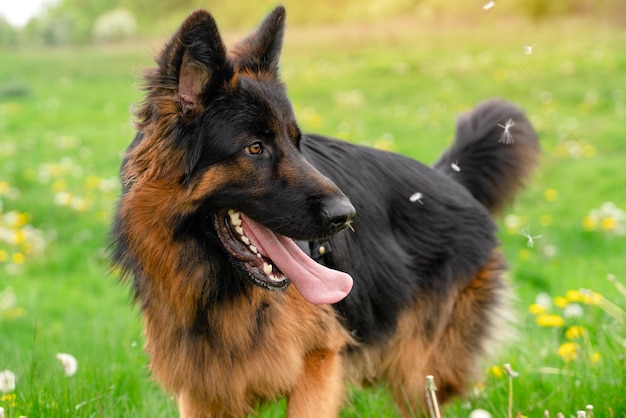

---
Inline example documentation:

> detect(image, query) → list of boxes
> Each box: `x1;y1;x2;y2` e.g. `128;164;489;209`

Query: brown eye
246;142;263;155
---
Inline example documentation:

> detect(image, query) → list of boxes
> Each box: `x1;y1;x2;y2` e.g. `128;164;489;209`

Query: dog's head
117;7;355;304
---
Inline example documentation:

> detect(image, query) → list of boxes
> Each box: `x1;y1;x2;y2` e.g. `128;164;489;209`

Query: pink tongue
240;214;353;305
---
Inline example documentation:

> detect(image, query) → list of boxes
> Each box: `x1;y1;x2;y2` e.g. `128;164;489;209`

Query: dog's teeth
228;210;242;226
241;236;250;245
263;263;273;275
235;226;244;236
249;245;258;254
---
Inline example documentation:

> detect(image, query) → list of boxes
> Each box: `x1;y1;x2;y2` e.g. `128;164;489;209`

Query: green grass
1;14;625;417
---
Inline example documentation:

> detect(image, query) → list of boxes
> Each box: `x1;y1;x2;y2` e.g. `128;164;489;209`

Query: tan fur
343;252;508;416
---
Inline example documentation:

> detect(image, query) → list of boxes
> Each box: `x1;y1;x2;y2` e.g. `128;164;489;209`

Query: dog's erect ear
230;6;286;77
157;10;233;114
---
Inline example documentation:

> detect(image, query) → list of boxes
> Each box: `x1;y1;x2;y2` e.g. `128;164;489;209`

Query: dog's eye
246;142;264;155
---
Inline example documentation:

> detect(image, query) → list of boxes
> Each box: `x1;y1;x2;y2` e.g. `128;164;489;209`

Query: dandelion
535;292;552;309
489;365;504;378
451;161;460;172
56;353;78;377
0;393;16;408
409;192;424;204
518;225;542;247
483;1;495;10
543;189;558;202
536;313;565;327
566;289;583;302
424;375;442;418
590;352;601;363
0;370;15;393
563;303;584;319
469;409;493;418
554;296;568;308
557;342;579;362
565;325;586;339
503;364;518;418
529;303;546;315
497;118;515;144
583;216;598;231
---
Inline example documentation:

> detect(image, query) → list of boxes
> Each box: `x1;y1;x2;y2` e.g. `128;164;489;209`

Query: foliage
92;8;137;43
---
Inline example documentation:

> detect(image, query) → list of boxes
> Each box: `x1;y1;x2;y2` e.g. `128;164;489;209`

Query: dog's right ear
156;10;233;115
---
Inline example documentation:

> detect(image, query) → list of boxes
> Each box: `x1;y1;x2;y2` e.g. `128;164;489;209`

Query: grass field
1;12;625;417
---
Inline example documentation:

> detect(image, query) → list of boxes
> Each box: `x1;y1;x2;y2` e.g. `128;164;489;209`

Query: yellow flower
558;342;579;362
85;175;101;189
0;181;10;195
566;289;582;302
536;313;564;327
489;365;504;379
582;215;597;230
528;303;546;315
540;214;553;226
565;325;585;339
0;250;7;262
581;291;602;305
12;252;25;265
0;392;17;407
554;296;569;308
544;189;558;202
591;352;602;363
51;179;67;193
600;217;617;231
582;144;596;158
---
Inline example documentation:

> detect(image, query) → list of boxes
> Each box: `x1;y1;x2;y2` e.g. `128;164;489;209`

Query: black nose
321;196;356;232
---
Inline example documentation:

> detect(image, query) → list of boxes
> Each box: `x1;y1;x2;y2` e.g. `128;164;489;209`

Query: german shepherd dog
111;6;539;417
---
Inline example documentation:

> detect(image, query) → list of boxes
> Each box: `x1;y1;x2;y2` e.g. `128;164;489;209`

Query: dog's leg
387;254;508;416
286;348;345;418
178;391;205;418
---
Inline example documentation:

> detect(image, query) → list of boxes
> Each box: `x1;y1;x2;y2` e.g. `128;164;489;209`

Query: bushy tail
433;98;540;214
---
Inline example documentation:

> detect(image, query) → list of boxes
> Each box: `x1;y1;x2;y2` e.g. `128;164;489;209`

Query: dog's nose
321;196;356;231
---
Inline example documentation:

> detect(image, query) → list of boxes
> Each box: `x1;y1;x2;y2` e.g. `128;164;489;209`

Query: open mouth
214;208;354;305
215;209;290;291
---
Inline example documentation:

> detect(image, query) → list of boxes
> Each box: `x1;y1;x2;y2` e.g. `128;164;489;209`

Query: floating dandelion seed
522;44;536;55
56;353;78;377
483;1;495;10
498;118;516;144
409;192;424;204
518;225;542;247
451;161;460;172
0;370;15;393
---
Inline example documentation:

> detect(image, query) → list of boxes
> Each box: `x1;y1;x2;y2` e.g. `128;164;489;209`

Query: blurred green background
1;1;625;417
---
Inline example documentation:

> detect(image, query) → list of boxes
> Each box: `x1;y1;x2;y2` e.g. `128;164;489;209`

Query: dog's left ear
230;6;286;77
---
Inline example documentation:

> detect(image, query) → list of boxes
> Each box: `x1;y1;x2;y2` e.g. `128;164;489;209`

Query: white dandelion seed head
56;353;78;377
0;370;16;393
503;363;519;378
469;409;493;418
0;406;4;418
483;1;495;10
535;292;553;309
409;192;424;204
563;303;584;319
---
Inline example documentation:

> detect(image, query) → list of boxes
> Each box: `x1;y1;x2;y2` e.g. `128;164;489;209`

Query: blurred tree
0;15;19;47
